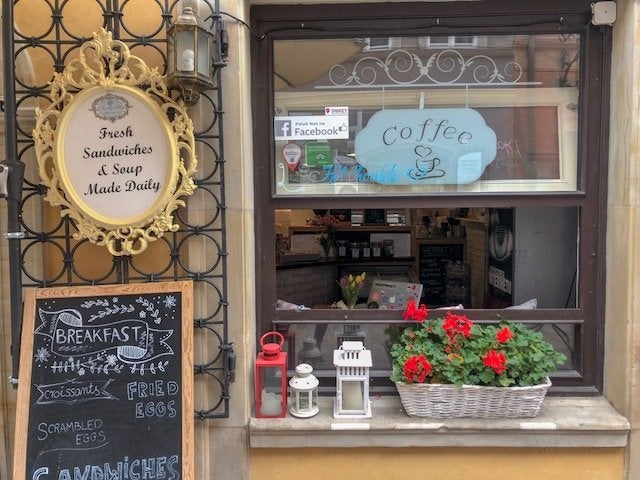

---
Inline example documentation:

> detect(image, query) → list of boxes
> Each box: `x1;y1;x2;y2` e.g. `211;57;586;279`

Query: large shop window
252;2;609;394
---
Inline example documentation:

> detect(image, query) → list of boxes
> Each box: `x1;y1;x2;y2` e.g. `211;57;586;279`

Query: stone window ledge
250;397;629;448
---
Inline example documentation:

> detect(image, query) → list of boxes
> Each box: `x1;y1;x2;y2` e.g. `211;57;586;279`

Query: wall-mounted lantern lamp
333;341;372;418
166;5;217;105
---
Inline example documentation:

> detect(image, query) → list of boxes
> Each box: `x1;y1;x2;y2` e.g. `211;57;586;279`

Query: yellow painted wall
251;447;624;480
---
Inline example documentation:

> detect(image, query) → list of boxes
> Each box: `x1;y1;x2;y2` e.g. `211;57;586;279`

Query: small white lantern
288;363;320;418
333;341;372;418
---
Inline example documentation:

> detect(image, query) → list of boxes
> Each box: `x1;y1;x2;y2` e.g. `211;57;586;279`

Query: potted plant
388;300;567;418
307;213;339;259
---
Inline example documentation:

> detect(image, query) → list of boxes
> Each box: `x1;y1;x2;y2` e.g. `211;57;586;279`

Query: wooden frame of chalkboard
13;281;194;480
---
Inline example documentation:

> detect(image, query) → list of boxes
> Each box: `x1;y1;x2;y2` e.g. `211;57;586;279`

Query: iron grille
2;0;232;418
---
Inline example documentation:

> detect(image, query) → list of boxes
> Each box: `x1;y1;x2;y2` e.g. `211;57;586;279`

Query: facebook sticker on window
274;115;349;141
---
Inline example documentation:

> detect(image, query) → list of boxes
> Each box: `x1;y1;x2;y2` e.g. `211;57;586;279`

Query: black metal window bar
1;0;233;418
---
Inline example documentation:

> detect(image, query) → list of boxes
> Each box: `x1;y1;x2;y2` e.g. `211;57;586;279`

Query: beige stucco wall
200;0;255;478
605;0;640;477
0;0;639;479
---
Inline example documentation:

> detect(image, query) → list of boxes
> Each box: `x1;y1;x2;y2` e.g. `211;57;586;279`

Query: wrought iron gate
1;0;233;418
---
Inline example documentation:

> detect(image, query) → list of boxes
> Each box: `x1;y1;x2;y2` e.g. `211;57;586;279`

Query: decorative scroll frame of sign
33;28;197;256
13;281;194;480
273;87;577;196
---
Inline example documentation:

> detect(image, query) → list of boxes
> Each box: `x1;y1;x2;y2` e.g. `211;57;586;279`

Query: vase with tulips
337;272;366;309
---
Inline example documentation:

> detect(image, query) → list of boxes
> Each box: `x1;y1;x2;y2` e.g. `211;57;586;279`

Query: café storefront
0;0;639;479
249;2;634;478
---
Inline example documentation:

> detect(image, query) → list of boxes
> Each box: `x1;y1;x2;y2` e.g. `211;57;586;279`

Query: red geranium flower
442;312;473;341
483;349;507;375
403;354;432;383
496;326;513;343
402;299;428;322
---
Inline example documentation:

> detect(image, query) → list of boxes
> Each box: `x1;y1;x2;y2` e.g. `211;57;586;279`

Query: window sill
249;396;629;448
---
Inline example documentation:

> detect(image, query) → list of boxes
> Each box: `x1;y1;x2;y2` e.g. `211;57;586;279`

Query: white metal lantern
288;363;320;418
166;4;216;105
333;341;372;418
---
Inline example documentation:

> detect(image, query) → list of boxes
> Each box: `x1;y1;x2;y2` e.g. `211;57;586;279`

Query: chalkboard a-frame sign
13;282;193;480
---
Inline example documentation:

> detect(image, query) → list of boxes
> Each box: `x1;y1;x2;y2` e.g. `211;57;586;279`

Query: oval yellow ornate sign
55;85;178;228
33;29;197;256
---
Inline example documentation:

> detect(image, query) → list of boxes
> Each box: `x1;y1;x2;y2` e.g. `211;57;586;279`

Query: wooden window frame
251;0;611;394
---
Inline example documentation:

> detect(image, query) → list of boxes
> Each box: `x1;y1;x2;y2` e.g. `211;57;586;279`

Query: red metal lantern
255;331;288;418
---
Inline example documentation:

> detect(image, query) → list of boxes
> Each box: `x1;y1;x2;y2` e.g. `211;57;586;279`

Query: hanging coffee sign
355;108;497;185
33;28;197;256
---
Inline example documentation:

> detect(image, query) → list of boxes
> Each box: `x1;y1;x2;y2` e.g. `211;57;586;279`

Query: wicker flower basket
395;377;551;418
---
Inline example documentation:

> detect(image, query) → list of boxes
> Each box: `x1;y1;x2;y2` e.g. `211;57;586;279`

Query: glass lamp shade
288;363;319;418
255;332;288;418
166;6;216;105
333;341;372;418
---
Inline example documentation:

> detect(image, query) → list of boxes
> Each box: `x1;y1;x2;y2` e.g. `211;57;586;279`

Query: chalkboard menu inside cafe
13;282;193;480
418;241;465;306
